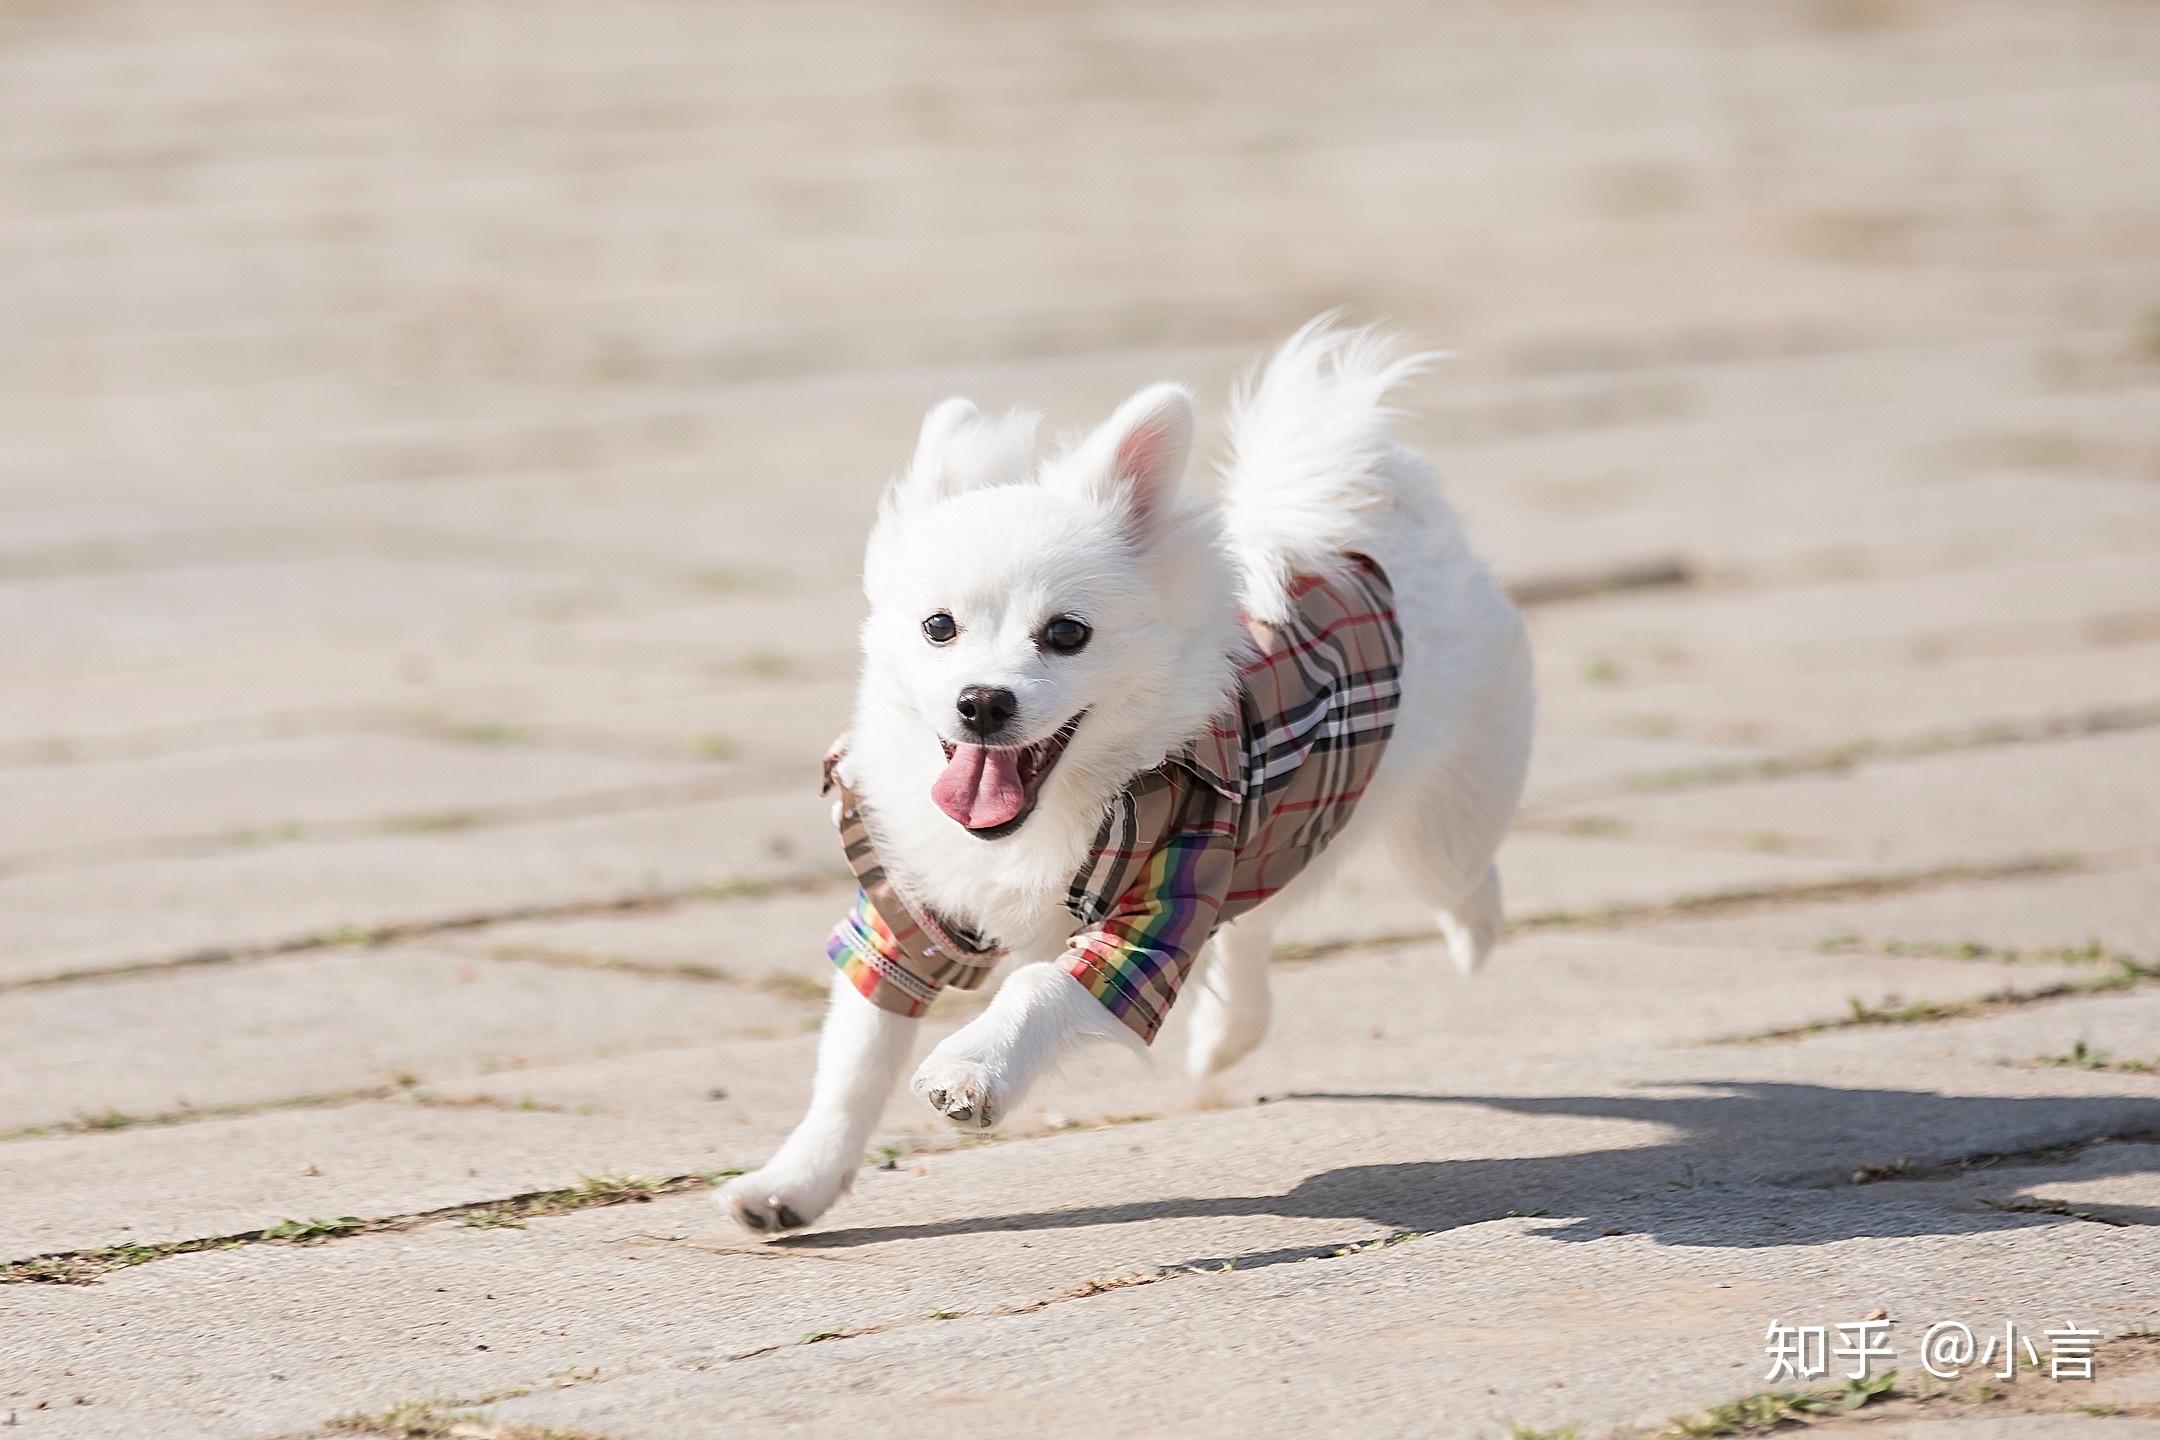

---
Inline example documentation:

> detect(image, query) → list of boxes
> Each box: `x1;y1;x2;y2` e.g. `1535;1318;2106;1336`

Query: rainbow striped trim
827;888;937;1015
1064;827;1224;1042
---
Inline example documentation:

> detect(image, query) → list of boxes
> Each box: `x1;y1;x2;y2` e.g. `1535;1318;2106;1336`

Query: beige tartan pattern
824;763;1006;1007
825;555;1403;1040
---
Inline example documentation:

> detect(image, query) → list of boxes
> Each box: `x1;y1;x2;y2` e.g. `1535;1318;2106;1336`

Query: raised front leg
910;961;1139;1130
719;973;918;1234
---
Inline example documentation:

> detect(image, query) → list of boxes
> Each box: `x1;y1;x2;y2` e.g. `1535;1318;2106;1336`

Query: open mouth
931;712;1085;839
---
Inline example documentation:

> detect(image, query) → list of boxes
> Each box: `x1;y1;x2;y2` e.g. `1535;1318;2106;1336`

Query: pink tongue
931;744;1027;830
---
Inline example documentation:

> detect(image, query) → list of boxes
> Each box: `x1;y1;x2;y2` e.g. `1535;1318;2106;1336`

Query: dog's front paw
716;1163;846;1237
910;1056;1001;1131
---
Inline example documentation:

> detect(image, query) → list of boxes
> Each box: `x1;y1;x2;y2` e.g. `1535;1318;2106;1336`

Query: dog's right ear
888;397;1037;509
911;397;983;488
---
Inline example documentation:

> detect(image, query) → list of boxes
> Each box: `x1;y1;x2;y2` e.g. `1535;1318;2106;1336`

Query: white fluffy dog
721;317;1533;1234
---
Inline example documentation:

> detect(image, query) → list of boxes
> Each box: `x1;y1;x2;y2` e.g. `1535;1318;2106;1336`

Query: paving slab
0;632;801;765
0;555;574;662
426;930;2108;1167
1;1026;841;1271
2003;1142;2160;1226
0;642;560;755
408;669;859;771
495;585;870;678
448;829;1872;996
1505;831;1892;910
441;888;855;989
1256;932;2104;1078
1545;730;2160;869
1637;861;2160;961
1524;728;1776;805
1529;552;2160;688
0;790;840;984
1503;459;2160;596
1544;642;2160;753
1282;829;1877;955
1856;1139;2160;1231
1842;1421;2160;1440
439;827;1888;999
0;1101;765;1264
0;733;718;868
8;0;2160;1435
476;1209;2160;1440
1743;989;2160;1079
0;589;858;770
10;1075;2156;1440
28;893;2074;1269
88;337;2141;609
0;947;811;1134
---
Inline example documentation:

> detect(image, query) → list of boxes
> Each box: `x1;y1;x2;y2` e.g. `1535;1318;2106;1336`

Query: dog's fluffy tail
1218;313;1446;623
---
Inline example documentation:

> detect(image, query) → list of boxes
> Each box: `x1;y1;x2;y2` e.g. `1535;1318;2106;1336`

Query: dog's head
858;385;1239;841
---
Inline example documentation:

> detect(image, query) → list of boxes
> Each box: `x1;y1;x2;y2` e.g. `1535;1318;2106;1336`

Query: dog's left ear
889;397;1040;510
1062;383;1196;541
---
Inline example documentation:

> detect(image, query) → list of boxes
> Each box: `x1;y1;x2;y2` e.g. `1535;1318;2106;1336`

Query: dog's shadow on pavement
792;1082;2160;1268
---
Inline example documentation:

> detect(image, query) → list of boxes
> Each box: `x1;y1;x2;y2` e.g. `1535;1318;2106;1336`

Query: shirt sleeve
828;888;943;1018
1061;782;1239;1045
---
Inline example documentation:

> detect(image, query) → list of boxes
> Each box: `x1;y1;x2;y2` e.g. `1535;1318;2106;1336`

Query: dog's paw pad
914;1061;999;1130
717;1174;822;1236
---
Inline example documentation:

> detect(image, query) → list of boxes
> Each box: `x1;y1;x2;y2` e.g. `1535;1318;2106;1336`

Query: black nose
955;685;1017;738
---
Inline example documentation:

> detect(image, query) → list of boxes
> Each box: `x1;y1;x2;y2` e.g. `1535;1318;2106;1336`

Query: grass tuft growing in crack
1522;855;2087;935
1661;1370;1898;1436
1975;1195;2133;1227
1602;702;2160;800
322;1388;617;1439
1820;934;2131;967
1846;995;1958;1026
260;1216;369;1243
0;870;847;997
1820;1127;2160;1190
1271;857;2089;969
1327;1228;1430;1258
0;1080;564;1145
1720;956;2160;1043
2035;1039;2157;1075
476;943;831;1004
1;1171;740;1286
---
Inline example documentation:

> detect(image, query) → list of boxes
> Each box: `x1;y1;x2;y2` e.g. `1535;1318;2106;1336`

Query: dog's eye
922;612;957;645
1042;617;1091;654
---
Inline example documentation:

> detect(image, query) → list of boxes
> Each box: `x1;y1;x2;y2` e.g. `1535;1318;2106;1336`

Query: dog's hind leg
1185;913;1276;1082
718;973;918;1235
1386;798;1507;977
1434;862;1504;976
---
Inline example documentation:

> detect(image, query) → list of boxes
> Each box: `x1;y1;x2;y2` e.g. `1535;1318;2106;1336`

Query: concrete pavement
3;1;2158;1435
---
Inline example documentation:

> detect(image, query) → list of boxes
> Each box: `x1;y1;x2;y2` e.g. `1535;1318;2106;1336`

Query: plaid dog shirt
824;553;1403;1044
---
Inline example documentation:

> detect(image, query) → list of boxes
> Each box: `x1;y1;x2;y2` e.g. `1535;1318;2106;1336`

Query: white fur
718;970;916;1234
719;316;1534;1234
